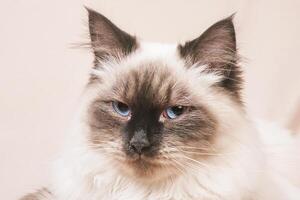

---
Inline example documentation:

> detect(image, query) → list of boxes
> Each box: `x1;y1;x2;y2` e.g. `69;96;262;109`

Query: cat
21;7;300;200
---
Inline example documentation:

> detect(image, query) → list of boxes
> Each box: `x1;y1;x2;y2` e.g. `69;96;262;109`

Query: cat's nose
129;130;151;155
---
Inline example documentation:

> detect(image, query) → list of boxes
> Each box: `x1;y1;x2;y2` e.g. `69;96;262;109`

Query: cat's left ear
86;8;138;64
178;15;242;99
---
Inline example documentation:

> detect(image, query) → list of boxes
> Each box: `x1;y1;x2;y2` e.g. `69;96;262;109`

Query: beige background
0;0;299;199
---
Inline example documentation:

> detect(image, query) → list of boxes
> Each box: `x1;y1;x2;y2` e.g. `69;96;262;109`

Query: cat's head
83;8;243;181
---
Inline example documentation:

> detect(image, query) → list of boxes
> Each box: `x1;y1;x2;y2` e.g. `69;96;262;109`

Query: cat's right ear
86;7;138;65
178;16;242;100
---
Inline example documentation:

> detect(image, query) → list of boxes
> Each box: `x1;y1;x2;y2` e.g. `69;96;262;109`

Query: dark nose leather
129;130;151;154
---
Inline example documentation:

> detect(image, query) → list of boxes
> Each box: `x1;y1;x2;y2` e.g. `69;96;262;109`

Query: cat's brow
169;96;193;106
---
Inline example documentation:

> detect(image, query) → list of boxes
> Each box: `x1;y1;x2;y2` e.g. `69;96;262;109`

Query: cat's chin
117;156;176;182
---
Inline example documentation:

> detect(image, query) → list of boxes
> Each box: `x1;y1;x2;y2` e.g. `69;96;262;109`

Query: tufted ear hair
86;7;138;65
178;15;242;100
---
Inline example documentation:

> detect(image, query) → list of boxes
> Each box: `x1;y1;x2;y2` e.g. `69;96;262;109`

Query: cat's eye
163;106;186;119
112;101;131;117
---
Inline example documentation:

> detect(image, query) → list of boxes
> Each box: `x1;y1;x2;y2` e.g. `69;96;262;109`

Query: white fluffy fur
49;42;300;200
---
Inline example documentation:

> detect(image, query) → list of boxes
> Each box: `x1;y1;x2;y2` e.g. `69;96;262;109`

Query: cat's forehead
113;61;191;107
92;42;221;106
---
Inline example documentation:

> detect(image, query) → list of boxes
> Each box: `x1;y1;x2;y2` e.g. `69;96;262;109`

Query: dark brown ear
86;8;138;64
178;15;242;99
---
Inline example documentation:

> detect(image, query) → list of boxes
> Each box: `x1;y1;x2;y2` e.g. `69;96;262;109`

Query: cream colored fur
47;42;300;200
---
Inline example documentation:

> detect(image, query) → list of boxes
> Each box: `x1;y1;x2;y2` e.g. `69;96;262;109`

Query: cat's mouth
127;154;158;165
120;155;179;182
123;154;163;174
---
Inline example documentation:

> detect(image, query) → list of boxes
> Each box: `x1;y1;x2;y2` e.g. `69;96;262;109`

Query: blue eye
164;106;185;119
112;101;131;117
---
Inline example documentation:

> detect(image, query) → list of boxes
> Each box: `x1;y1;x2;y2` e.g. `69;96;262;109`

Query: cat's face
84;9;242;180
